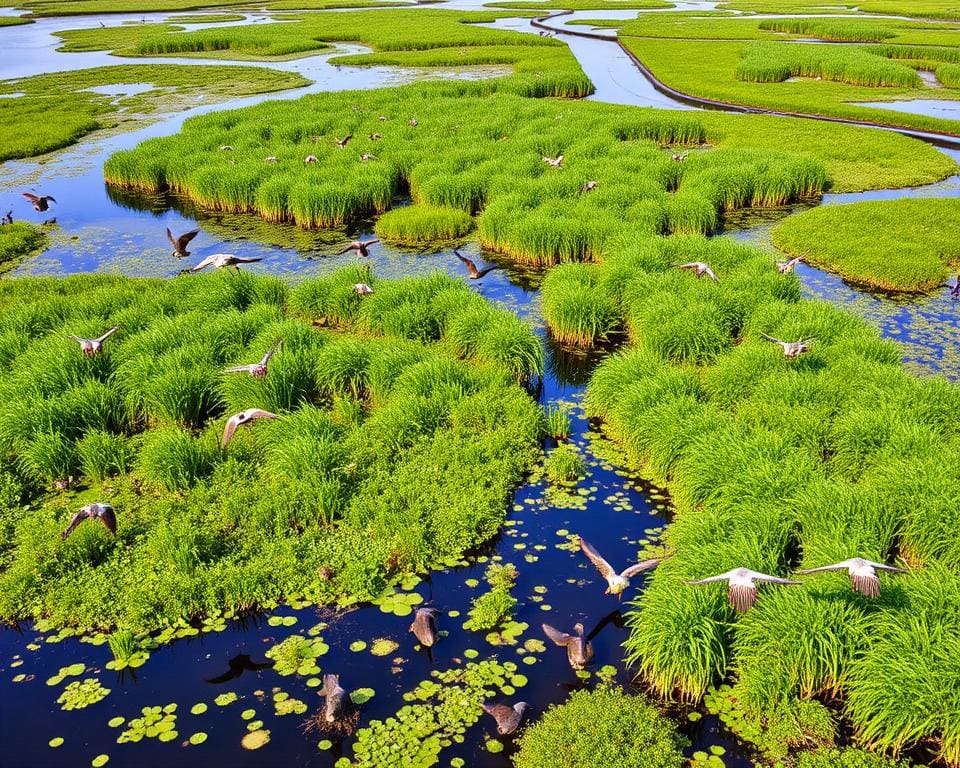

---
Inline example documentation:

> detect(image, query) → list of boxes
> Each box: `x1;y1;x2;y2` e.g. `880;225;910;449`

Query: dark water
0;3;958;766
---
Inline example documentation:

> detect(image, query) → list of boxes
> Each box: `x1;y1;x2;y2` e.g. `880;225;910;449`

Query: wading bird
221;408;278;447
318;674;348;722
224;339;282;378
192;253;263;272
337;238;379;257
353;283;374;296
674;261;719;281
455;249;499;280
409;607;439;647
61;503;116;540
578;536;660;599
776;256;804;274
542;154;563;168
336;134;353;149
67;326;119;357
760;333;812;359
482;701;530;735
687;568;800;612
22;192;56;212
542;622;593;670
581;180;599;193
796;558;906;598
205;654;273;683
166;227;200;258
305;154;319;164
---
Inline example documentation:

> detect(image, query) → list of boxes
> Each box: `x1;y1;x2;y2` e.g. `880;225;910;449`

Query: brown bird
318;674;348;722
454;249;499;280
166;227;200;258
578;536;660;599
408;117;418;126
409;607;439;647
482;701;530;735
221;408;278;447
776;256;804;274
22;193;56;212
369;132;382;141
760;333;812;359
542;622;593;670
353;283;374;296
61;503;116;540
687;568;800;612
336;134;353;149
542;154;563;168
674;262;719;281
305;155;319;164
581;181;599;193
67;326;119;357
337;238;379;257
672;153;687;162
224;339;282;378
796;558;906;598
192;253;262;272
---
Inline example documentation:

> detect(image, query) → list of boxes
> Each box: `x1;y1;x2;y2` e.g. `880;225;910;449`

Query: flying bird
191;253;262;272
760;333;812;359
409;607;439;648
353;283;374;296
578;536;660;599
221;408;278;447
674;262;719;281
166;227;200;258
67;326;119;357
542;622;593;670
22;193;56;212
776;256;804;274
455;249;499;280
336;134;353;148
224;339;282;378
581;181;599;193
61;503;116;540
482;701;530;735
687;568;800;612
672;153;687;162
205;654;273;684
337;238;379;257
542;154;563;168
318;674;348;722
796;558;906;598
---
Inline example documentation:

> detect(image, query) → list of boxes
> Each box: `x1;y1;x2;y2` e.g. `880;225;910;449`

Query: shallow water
855;98;960;120
0;2;958;765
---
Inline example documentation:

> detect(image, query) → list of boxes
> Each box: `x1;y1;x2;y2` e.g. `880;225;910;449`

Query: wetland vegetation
1;2;959;767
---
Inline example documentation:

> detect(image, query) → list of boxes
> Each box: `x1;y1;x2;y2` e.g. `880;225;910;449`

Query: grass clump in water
773;198;960;292
0;222;47;267
374;205;474;245
544;443;585;484
463;562;518;631
513;686;687;768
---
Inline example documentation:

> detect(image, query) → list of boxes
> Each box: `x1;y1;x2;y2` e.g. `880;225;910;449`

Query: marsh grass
0;222;47;267
0;271;541;632
374;205;473;244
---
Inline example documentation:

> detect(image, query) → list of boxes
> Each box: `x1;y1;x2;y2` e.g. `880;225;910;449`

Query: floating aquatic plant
116;704;178;744
58;678;111;710
265;635;329;676
463;563;519;632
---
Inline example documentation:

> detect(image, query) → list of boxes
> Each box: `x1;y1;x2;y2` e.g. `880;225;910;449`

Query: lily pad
370;638;399;657
241;729;271;750
191;703;208;715
48;737;64;748
349;688;375;705
189;732;208;745
92;755;109;767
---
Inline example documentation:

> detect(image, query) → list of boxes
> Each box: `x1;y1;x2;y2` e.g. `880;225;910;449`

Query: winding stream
0;3;957;766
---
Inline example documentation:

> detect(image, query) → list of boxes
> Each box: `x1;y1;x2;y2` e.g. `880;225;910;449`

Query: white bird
776;256;804;274
265;156;277;163
192;253;263;272
796;558;906;598
353;283;374;296
760;333;812;359
672;153;687;162
304;155;319;164
578;536;660;599
687;568;800;612
221;408;278;447
543;154;563;168
67;326;119;357
219;145;233;151
674;262;719;281
224;339;282;378
359;153;376;161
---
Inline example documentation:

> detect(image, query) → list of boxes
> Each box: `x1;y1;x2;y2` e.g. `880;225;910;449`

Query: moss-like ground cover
0;65;309;161
0;268;542;630
773;198;960;292
537;233;960;764
615;12;960;135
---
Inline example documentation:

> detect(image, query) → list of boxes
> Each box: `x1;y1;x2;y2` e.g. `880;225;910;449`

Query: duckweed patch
265;635;328;676
116;704;178;743
57;678;111;710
